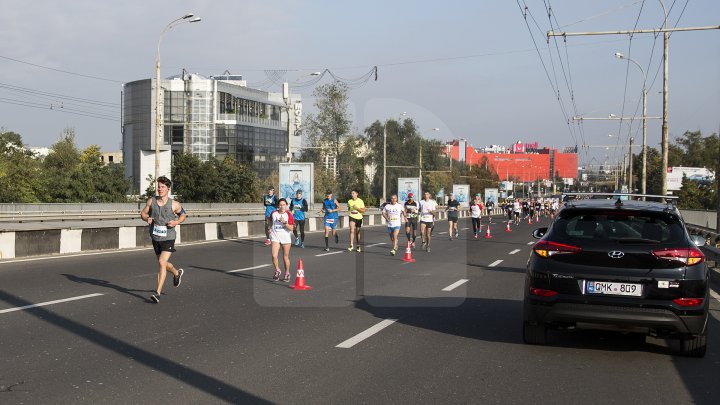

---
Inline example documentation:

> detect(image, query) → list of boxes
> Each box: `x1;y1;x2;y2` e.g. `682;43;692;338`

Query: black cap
326;190;333;195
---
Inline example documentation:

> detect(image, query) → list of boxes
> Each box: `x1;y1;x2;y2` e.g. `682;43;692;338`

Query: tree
0;131;43;203
43;130;83;202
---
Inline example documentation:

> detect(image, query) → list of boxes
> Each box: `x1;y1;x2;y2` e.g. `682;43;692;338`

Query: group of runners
140;178;510;303
501;198;559;225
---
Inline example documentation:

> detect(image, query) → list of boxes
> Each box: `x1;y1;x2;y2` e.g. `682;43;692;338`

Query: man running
470;193;484;239
513;199;522;225
419;191;437;252
290;189;308;248
485;198;495;223
404;192;420;248
382;194;406;255
347;189;366;252
321;190;341;251
140;176;186;304
446;193;460;240
262;186;278;246
269;198;295;282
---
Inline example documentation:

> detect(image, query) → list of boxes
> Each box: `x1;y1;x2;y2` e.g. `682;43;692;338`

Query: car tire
523;321;547;345
678;332;707;358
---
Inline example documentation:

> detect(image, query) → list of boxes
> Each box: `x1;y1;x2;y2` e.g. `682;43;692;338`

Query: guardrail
0;208;263;223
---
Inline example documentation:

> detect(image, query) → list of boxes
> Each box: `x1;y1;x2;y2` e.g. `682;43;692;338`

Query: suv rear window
554;209;685;243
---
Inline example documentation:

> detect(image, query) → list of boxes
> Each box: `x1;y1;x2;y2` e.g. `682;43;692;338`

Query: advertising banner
398;177;420;203
484;188;499;205
453;184;470;207
279;163;314;203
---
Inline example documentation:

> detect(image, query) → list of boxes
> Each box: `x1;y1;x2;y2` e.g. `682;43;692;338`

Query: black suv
523;194;709;357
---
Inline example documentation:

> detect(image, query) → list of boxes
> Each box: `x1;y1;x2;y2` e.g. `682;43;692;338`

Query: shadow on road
0;289;273;404
62;273;152;302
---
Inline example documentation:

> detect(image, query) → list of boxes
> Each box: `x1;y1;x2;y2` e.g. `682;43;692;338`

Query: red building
446;140;578;182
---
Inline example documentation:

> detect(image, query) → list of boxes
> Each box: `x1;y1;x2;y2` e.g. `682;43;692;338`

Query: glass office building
122;74;301;193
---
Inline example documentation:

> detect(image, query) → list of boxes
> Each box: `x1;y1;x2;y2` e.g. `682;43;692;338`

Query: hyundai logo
608;251;625;259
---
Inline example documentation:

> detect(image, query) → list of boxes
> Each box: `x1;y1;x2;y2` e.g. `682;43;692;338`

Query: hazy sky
1;0;718;168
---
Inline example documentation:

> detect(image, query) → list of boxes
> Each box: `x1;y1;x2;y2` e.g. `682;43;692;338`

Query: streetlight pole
155;13;201;192
615;52;648;194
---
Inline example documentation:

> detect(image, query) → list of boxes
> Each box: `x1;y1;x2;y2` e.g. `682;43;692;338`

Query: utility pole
628;137;633;192
549;20;720;196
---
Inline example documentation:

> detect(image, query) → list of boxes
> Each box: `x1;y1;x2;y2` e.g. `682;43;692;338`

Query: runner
485;198;495;223
321;190;341;251
513;199;522;225
382;194;406;255
446;193;460;240
470;193;484;239
269;198;295;282
419;191;437;252
346;189;366;252
262;186;278;246
140;176;186;304
404;192;420;248
290;189;308;248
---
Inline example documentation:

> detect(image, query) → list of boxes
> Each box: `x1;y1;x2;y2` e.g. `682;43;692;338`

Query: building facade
122;74;301;193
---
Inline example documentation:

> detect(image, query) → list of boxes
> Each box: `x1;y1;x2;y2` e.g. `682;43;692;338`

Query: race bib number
421;214;433;221
351;210;358;214
389;216;399;221
152;224;168;237
325;218;335;224
294;204;302;210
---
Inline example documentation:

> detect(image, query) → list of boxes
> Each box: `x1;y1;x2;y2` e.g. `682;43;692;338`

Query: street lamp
418;127;440;192
615;52;648;195
155;13;201;193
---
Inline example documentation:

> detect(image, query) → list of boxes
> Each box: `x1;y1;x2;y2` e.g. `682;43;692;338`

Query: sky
1;0;718;169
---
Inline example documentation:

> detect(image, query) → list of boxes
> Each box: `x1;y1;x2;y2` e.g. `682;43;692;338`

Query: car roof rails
561;192;678;203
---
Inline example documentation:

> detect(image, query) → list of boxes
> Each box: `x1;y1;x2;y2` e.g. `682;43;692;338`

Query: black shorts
350;217;363;227
405;217;418;226
420;221;434;228
152;239;176;256
448;215;459;222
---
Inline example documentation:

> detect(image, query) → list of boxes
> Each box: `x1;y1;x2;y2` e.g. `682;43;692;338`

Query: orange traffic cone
291;259;312;290
402;240;416;262
505;222;512;232
528;216;533;225
485;225;492;239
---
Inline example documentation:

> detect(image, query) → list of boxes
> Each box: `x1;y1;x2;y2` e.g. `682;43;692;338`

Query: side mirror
690;235;706;247
532;227;548;239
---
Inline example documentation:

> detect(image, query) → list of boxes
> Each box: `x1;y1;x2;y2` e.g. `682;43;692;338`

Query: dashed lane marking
438;232;448;235
509;249;521;255
227;264;270;273
711;289;720;304
442;279;469;291
488;260;503;267
365;242;387;248
527;242;534;245
0;293;104;315
316;251;344;257
336;319;398;348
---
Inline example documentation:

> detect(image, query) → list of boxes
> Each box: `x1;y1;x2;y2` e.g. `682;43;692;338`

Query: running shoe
295;238;300;246
390;249;396;256
356;246;362;252
348;245;354;252
324;247;330;252
283;273;291;282
273;269;281;281
300;242;305;248
411;242;415;248
449;236;453;241
473;234;478;239
150;294;160;303
455;231;459;238
426;247;431;253
334;233;339;243
264;239;271;246
173;268;184;287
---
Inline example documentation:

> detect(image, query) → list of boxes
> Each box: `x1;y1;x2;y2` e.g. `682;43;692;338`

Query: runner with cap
321;190;341;251
419;191;438;252
262;186;278;246
446;193;460;240
404;192;420;248
382;194;406;256
290;189;308;248
346;189;366;252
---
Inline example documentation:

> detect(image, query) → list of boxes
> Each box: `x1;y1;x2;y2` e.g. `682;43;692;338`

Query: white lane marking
336;319;398;348
527;242;534;245
461;228;469;230
316;251;344;257
442;279;469;291
0;293;104;314
488;260;503;267
509;249;521;255
710;289;720;303
365;242;387;248
227;264;270;273
438;232;448;235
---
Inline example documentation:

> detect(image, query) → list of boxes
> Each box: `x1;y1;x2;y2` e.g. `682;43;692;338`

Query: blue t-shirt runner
321;191;341;251
262;188;278;245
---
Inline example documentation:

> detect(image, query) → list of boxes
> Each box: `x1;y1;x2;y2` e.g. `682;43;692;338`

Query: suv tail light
533;240;582;257
652;247;704;265
673;298;704;307
530;288;558;297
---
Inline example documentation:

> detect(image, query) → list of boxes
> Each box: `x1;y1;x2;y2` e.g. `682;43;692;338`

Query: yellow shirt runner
347;198;365;220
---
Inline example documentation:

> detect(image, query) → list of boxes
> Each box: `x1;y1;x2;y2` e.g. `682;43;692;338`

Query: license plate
585;281;642;297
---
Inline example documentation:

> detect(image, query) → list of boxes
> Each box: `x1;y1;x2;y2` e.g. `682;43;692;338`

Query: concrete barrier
0;208;485;260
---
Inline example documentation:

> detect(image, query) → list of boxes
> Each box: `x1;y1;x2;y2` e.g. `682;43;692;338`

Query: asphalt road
1;215;720;404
